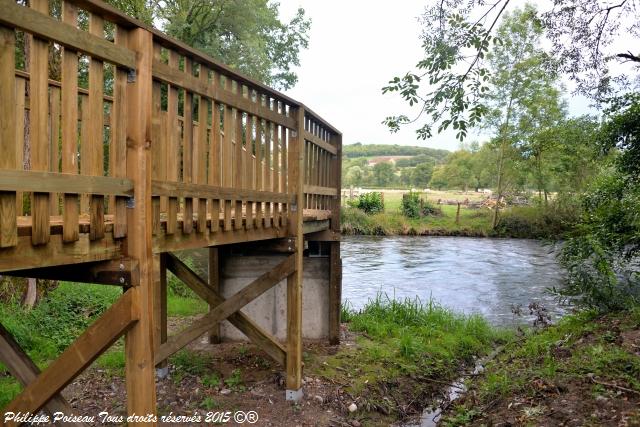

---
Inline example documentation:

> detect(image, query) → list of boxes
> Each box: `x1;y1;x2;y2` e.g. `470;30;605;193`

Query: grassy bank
307;294;511;424
0;281;208;407
441;308;640;426
342;191;578;238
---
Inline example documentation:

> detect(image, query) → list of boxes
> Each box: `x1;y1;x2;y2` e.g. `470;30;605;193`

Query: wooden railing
0;0;341;256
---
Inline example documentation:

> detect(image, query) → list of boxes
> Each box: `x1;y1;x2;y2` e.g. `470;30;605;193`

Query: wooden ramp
0;0;342;423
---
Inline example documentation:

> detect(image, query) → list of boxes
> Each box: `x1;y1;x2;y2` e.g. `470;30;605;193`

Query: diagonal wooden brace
0;323;87;427
157;253;294;364
1;289;137;424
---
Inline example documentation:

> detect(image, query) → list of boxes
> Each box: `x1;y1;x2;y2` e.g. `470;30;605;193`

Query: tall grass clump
348;192;384;214
343;293;506;362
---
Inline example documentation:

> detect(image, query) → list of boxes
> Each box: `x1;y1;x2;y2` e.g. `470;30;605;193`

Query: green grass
441;307;640;425
168;294;208;317
312;294;510;417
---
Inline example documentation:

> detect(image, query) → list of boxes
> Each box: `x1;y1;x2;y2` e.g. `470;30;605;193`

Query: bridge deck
0;0;342;420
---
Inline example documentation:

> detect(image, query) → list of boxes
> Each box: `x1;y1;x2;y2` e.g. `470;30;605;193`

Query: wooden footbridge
0;0;342;423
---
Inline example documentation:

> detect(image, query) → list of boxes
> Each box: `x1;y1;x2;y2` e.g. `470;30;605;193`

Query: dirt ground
62;321;404;427
440;314;640;426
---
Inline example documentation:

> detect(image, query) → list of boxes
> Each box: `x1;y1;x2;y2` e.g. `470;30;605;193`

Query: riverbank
0;285;508;426
341;191;578;239
440;308;640;426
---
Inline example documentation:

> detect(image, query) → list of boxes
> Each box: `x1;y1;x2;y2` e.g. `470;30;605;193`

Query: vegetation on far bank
341;191;578;239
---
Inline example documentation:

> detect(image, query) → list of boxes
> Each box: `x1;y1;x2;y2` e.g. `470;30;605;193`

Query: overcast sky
277;0;596;151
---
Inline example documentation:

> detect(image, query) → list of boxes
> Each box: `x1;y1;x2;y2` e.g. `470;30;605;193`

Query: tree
382;0;640;140
481;5;555;227
372;162;395;187
106;0;310;90
412;161;434;188
518;83;567;202
558;95;640;311
429;165;449;190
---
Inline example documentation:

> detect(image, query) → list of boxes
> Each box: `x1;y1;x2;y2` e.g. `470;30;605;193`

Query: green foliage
350;192;384;215
202;372;222;388
372;162;395;187
0;282;120;362
224;369;245;391
167;256;198;298
400;192;440;219
342;143;450;161
106;0;310;89
557;96;640;312
494;197;581;239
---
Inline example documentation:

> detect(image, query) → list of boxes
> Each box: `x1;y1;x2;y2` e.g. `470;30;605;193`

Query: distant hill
343;143;450;162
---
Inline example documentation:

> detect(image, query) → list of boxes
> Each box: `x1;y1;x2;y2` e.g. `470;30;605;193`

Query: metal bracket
126;197;135;209
127;69;136;83
290;130;298;138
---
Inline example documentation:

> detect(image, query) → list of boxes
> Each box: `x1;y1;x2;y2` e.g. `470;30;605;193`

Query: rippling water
342;236;567;326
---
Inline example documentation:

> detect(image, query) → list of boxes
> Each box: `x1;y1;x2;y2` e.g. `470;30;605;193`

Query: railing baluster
29;0;50;246
0;24;17;247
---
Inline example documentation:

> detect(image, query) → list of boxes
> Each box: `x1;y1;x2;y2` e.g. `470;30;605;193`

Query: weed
224;369;244;391
202;373;221;388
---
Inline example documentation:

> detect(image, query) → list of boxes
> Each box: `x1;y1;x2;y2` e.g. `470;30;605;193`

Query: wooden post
285;106;305;401
154;254;168;375
456;202;461;225
208;247;221;344
0;25;17;248
123;27;158;424
329;133;342;345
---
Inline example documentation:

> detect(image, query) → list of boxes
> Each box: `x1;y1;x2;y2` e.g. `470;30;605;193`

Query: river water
342;236;567;326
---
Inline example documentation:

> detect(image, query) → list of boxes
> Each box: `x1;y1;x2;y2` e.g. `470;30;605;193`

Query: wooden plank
264;118;272;228
222;77;233;231
151;180;292;204
79;93;90;213
154;254;167;370
303;130;337;155
286;106;305;393
273;114;280;228
0;170;134;195
158;254;294;363
0;232;123;272
61;1;80;242
281;123;288;228
0;0;136;69
197;65;209;233
255;113;264;229
208;73;221;233
329;242;341;345
151;45;162;236
182;58;193;234
2;290;136;422
29;0;50;246
0;25;17;248
245;114;255;230
303;185;338;196
14;77;25;216
331;133;342;232
234;104;243;231
112;25;128;239
152;60;296;129
48;86;60;214
164;252;287;366
208;247;220;344
123;27;158;424
0;323;87;427
6;258;138;285
166;50;179;235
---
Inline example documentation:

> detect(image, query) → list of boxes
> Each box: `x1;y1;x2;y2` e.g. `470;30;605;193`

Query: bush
494;196;580;239
350;192;384;215
401;191;440;219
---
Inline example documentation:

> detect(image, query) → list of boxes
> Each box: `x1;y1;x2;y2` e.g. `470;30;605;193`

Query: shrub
350;192;384;214
401;191;440;219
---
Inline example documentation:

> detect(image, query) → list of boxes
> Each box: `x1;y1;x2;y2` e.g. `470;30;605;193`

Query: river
342;235;567;326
